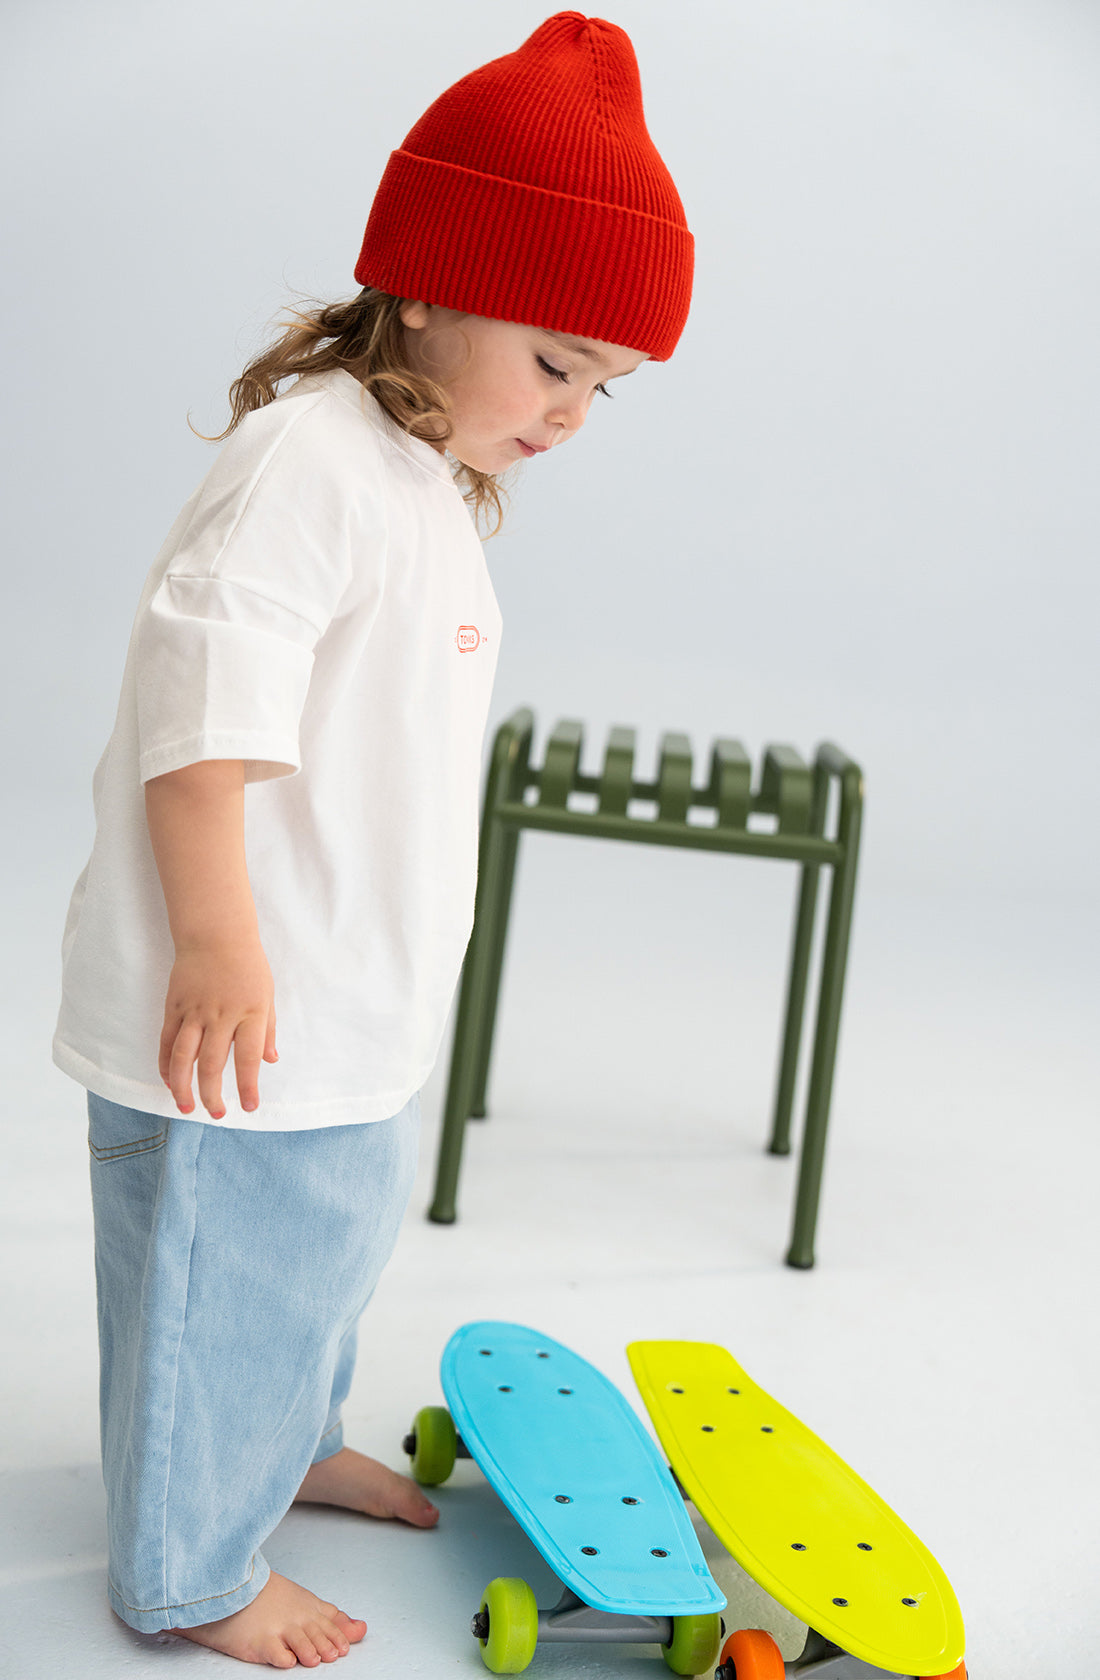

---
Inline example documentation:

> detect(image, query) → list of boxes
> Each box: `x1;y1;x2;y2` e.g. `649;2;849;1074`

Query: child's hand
159;938;278;1120
145;760;277;1122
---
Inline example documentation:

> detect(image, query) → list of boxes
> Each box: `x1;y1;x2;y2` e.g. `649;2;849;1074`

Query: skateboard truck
715;1627;919;1679
474;1588;674;1649
402;1426;472;1462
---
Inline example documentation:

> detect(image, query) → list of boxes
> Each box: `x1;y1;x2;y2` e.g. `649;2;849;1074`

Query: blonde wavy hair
207;288;507;536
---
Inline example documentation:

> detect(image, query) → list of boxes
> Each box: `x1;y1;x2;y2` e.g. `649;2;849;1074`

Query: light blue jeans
87;1091;420;1633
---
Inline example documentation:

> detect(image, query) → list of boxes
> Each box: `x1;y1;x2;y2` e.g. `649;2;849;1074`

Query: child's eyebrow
542;332;603;362
540;330;640;374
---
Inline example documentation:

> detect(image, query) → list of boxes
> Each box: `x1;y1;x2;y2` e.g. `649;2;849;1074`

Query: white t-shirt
53;370;502;1129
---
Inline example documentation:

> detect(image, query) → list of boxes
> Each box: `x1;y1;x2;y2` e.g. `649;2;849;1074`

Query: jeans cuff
311;1418;345;1465
108;1551;271;1633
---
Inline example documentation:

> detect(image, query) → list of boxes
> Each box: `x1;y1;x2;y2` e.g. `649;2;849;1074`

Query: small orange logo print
456;625;482;653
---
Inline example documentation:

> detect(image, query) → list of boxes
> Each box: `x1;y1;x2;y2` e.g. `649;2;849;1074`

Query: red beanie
354;12;693;361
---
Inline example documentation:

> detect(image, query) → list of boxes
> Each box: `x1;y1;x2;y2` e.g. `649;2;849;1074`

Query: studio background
2;2;1098;1675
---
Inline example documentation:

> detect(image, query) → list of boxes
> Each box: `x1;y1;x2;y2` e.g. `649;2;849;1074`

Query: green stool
429;709;864;1269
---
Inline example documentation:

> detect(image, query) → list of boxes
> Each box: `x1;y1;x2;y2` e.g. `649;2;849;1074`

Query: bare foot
171;1571;366;1667
295;1446;439;1528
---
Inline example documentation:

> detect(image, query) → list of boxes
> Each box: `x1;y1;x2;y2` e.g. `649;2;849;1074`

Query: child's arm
145;760;277;1120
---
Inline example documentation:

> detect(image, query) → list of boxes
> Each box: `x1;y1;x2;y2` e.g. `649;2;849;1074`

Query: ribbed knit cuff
355;149;694;362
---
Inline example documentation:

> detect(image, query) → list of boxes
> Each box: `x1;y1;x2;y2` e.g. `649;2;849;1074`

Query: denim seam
108;1551;259;1615
89;1132;168;1161
157;1125;203;1613
317;1419;341;1443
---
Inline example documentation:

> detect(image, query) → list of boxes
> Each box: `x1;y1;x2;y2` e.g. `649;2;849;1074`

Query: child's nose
546;390;590;436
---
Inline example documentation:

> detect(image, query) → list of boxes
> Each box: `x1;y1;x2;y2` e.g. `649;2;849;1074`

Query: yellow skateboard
627;1342;967;1680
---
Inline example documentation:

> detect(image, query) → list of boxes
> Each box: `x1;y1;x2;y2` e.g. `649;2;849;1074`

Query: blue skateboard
404;1321;726;1674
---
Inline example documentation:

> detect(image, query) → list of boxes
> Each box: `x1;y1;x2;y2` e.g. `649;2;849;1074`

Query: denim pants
87;1090;420;1633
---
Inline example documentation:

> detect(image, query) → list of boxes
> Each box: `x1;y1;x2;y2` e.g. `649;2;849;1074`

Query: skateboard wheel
716;1629;785;1679
476;1577;539;1674
920;1666;968;1680
662;1612;722;1676
406;1405;457;1485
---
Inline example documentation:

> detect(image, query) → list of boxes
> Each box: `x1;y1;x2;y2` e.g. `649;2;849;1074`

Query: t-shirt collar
310;368;455;484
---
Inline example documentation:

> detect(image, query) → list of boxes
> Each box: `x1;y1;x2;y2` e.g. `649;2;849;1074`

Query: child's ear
399;299;432;331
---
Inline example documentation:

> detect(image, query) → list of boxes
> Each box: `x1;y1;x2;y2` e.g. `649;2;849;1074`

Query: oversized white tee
53;370;502;1129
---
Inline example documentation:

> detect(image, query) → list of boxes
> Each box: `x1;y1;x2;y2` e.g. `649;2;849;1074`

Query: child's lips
517;439;548;457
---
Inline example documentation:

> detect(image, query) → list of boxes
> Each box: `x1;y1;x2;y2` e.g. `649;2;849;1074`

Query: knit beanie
354;12;693;361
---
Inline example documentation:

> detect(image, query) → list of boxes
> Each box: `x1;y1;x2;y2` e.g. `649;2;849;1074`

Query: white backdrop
3;13;1099;1671
3;0;1098;900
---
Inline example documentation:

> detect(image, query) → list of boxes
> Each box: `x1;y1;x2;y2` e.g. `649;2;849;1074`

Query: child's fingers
263;1005;279;1065
233;1016;268;1113
166;1020;203;1115
196;1027;234;1121
158;1015;180;1088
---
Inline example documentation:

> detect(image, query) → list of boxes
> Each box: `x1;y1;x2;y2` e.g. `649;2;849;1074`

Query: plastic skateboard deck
627;1341;966;1677
442;1322;725;1617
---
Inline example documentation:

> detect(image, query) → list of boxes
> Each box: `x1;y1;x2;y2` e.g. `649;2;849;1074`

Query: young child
54;11;692;1669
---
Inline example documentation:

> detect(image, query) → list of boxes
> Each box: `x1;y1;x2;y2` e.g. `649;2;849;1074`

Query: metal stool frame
429;708;864;1268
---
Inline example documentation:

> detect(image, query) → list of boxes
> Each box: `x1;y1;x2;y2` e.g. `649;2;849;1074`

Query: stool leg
770;760;831;1156
428;812;510;1222
469;824;521;1119
429;713;533;1224
769;861;820;1156
785;770;863;1269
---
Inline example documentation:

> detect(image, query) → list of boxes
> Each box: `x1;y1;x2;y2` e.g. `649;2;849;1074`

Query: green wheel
475;1577;539;1674
404;1406;456;1485
663;1612;722;1676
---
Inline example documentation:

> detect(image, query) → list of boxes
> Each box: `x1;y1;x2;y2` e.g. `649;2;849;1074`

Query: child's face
399;303;648;475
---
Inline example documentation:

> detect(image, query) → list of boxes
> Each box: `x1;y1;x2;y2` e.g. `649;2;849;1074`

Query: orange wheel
716;1628;785;1680
921;1666;967;1680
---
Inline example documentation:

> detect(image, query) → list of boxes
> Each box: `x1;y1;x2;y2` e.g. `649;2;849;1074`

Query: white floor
3;821;1098;1679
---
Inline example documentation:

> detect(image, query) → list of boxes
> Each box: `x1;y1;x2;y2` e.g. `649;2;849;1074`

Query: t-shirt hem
139;733;301;784
52;1038;424;1131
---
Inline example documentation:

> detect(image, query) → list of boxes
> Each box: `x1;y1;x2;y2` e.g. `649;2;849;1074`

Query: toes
333;1611;367;1644
284;1625;322;1666
311;1623;347;1661
313;1599;352;1648
402;1492;440;1527
388;1471;440;1525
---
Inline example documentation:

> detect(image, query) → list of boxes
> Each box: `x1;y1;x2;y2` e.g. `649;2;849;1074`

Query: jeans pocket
87;1093;168;1163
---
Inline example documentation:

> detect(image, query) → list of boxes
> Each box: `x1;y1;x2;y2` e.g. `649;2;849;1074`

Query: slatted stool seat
429;708;864;1268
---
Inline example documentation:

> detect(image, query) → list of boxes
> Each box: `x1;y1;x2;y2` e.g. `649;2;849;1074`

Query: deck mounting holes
478;1349;492;1357
651;1549;669;1558
857;1543;873;1552
555;1495;572;1504
581;1546;599;1556
498;1385;513;1393
761;1426;775;1434
833;1599;849;1608
727;1388;740;1395
902;1598;919;1608
537;1351;550;1359
791;1544;807;1552
622;1497;640;1505
701;1425;715;1433
558;1387;573;1396
669;1386;685;1394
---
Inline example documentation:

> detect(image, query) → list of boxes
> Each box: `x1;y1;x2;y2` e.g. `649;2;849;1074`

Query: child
54;11;692;1668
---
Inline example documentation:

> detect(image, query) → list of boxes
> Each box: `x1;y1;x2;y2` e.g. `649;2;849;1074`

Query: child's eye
537;356;613;400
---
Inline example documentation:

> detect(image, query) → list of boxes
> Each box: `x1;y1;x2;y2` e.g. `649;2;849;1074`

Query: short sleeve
134;392;378;784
